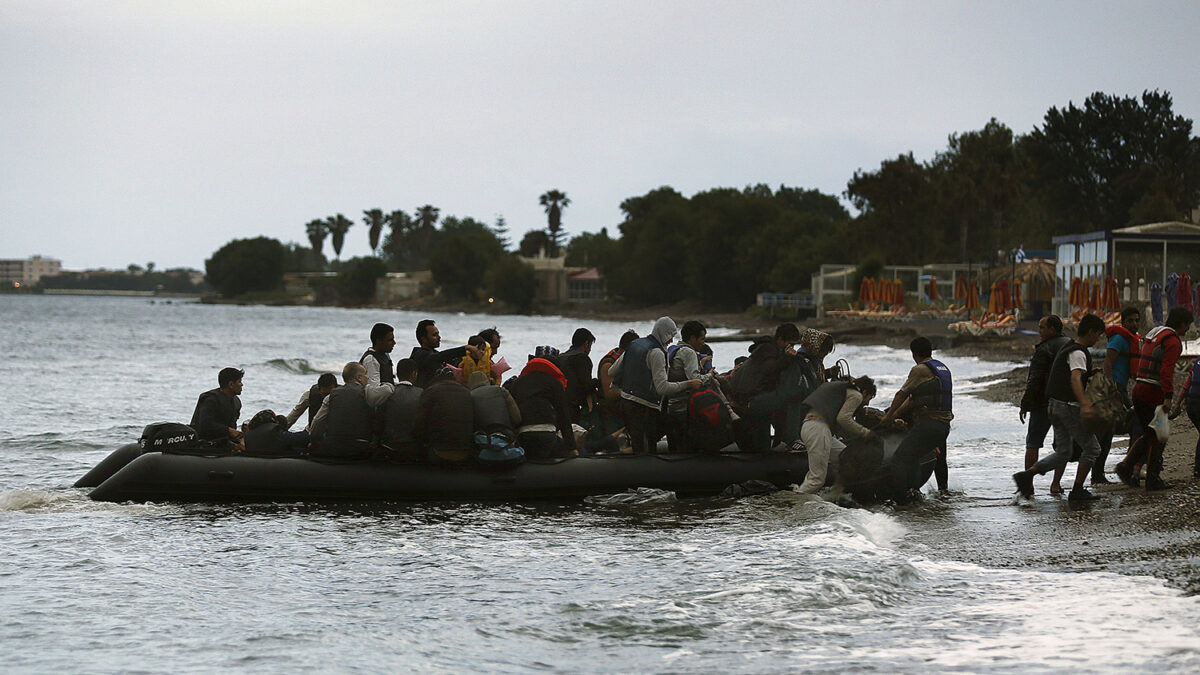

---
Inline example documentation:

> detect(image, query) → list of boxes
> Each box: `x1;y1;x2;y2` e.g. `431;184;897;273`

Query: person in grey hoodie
609;317;701;454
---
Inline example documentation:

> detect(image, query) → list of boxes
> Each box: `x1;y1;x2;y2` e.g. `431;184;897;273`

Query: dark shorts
1024;408;1052;449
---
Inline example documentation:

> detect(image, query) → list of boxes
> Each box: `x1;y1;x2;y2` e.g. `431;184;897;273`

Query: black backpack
687;388;733;453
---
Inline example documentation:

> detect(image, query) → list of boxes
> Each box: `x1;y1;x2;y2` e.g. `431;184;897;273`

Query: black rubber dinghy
80;428;935;504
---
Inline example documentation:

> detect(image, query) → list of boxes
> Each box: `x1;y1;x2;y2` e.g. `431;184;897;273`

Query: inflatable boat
78;430;934;504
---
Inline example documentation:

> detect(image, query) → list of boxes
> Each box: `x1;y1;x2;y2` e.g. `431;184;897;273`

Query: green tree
932;119;1024;261
845;153;941;264
363;208;386;255
282;243;327;273
428;217;506;299
1024;90;1200;232
485;254;538;312
205;236;286;297
538;189;571;256
565;227;619;270
306;219;328;259
492;215;511;250
381;209;414;271
518;229;552;257
336;256;387;305
325;214;354;261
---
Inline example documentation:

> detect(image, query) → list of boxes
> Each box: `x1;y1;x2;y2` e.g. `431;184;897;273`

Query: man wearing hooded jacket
608;317;701;454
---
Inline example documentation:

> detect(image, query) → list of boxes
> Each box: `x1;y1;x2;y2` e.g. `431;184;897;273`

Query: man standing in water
1013;313;1107;501
1018;315;1071;494
881;337;954;493
190;367;245;445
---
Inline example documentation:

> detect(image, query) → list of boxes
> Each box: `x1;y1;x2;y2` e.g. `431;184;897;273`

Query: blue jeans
1034;400;1100;474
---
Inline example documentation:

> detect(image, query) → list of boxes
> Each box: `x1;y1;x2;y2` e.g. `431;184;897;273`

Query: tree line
207;90;1200;311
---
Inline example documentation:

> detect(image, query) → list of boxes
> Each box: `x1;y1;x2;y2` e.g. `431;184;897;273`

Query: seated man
560;327;597;423
360;322;397;386
414;367;476;463
380;358;423;461
410;319;482;387
308;362;377;459
507;357;578;459
190;367;245;446
284;372;337;430
468;370;523;462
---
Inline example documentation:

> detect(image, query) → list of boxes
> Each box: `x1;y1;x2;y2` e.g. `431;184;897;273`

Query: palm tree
325;214;353;261
306;219;328;257
538;190;570;256
384;209;413;270
363;208;386;256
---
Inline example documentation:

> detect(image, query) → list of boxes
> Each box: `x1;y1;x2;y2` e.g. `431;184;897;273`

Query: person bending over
882;337;954;493
1013;313;1107;501
796;376;875;494
507;357;577;459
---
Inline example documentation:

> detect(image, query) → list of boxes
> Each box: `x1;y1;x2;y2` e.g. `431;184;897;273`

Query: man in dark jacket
410;319;481;387
309;362;375;459
380;358;423;461
507;357;578;458
1018;315;1070;493
1013;313;1107;501
190;367;244;444
560;327;596;423
728;323;804;452
414;368;475;463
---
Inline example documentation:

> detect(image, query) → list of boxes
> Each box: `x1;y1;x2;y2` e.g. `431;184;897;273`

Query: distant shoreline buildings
0;255;61;288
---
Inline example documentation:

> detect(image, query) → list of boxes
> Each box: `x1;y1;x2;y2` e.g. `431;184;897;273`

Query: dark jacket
559;347;594;422
729;341;795;405
411;345;469;387
381;383;423;455
1047;342;1091;404
415;380;475;454
1020;335;1071;413
507;370;576;451
190;389;241;441
315;382;375;457
471;384;519;431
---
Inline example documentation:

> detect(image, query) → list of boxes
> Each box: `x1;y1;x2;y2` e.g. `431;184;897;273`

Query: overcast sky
3;1;1198;270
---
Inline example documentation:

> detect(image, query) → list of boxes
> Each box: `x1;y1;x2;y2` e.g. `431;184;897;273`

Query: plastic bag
1150;405;1171;443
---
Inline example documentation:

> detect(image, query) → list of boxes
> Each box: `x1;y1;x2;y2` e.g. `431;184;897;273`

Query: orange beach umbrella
1012;279;1024;309
965;280;979;310
927;276;940;301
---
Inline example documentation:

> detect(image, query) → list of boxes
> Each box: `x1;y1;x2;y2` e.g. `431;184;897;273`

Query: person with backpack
1118;306;1193;490
796;376;877;494
665;321;722;452
1013;313;1107;501
881;337;954;493
1018;315;1071;494
609;317;701;454
727;323;804;452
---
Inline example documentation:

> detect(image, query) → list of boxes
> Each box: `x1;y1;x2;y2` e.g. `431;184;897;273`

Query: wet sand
937;345;1200;595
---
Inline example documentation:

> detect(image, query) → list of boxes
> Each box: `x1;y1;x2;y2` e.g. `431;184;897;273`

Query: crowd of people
186;317;957;497
1014;306;1197;501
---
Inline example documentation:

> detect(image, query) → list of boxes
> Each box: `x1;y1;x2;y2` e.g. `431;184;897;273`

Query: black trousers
621;398;663;454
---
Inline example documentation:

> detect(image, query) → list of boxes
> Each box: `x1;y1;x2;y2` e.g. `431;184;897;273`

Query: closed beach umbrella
1104;277;1121;311
893;279;904;305
1166;273;1179;311
966;281;979;309
859;277;872;305
955;275;967;299
987;283;1000;313
1069;277;1082;306
1088;281;1100;310
1012;279;1024;309
927;275;940;301
1151;282;1164;325
1179;272;1193;311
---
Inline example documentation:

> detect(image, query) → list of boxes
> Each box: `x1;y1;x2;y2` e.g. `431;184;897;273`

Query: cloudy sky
3;0;1198;270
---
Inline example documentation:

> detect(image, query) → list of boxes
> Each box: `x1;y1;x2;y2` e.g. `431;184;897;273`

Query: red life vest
1135;326;1181;391
1105;324;1141;373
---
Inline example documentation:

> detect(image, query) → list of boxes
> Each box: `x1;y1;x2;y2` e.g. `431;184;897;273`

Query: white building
0;255;62;287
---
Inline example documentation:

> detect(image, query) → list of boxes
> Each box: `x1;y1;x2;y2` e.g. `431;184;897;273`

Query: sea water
1;295;1198;672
